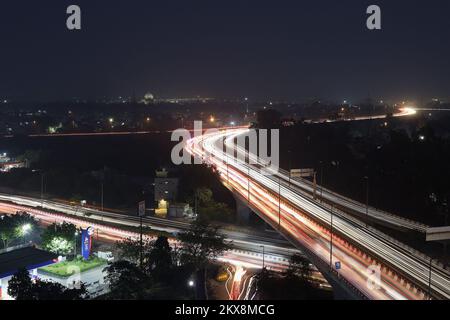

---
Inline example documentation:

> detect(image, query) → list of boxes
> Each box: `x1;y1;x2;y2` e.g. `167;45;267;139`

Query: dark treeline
279;113;450;226
0;132;235;213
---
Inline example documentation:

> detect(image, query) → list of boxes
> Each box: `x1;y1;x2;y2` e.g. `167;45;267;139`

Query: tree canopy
194;188;234;223
104;260;151;299
7;268;86;300
0;212;37;249
178;219;231;270
41;222;77;255
108;236;195;299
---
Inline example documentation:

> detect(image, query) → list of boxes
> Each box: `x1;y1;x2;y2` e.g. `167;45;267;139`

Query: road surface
185;127;450;300
0;197;313;287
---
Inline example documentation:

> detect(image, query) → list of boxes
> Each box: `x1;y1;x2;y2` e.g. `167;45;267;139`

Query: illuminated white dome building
143;92;155;105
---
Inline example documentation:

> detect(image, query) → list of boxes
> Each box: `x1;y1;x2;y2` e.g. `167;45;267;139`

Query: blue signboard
335;261;341;270
81;227;94;260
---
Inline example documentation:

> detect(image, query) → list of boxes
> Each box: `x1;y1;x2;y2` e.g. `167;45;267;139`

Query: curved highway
185;127;450;300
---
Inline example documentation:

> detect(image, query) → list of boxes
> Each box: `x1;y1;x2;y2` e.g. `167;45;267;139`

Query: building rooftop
0;246;57;278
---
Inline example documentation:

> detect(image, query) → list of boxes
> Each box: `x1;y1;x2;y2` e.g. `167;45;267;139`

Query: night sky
1;0;449;102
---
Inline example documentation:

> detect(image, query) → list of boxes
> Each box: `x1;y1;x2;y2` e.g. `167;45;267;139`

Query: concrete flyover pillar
234;194;251;224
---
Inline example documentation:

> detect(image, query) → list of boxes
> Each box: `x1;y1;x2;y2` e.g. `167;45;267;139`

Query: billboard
290;168;315;178
138;201;146;217
81;227;94;260
426;226;450;241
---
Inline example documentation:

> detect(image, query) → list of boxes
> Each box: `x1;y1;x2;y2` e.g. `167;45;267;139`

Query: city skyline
1;0;450;102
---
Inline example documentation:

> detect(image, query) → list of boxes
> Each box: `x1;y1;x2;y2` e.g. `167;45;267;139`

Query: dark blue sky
0;0;449;102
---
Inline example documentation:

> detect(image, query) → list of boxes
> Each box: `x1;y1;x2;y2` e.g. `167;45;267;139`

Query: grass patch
39;257;107;277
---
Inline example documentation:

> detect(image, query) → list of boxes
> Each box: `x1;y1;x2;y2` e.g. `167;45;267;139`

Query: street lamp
188;279;196;300
74;231;79;257
288;150;292;187
319;161;324;201
278;176;281;229
227;153;229;184
247;165;251;205
41;173;44;206
101;181;104;212
20;223;32;244
364;176;369;221
21;223;32;235
32;170;46;207
260;245;265;269
329;205;334;269
428;257;435;300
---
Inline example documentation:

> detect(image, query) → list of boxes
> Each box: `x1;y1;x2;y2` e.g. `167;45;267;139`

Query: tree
104;260;151;299
256;109;282;129
0;213;37;249
0;215;15;249
12;212;37;239
116;237;151;264
285;253;311;281
7;268;86;300
178;219;231;270
194;188;234;223
41;222;77;255
117;236;174;280
44;237;74;255
196;187;213;204
16;150;42;167
255;255;332;300
7;268;34;300
114;236;198;299
31;280;86;300
147;236;173;281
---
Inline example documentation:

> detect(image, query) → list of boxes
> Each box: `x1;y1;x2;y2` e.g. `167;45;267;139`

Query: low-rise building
0;152;27;172
154;168;179;217
168;203;190;218
0;245;57;300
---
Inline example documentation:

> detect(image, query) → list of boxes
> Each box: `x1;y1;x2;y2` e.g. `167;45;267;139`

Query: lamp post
138;201;144;269
37;171;46;207
319;161;324;201
364;176;369;224
330;205;334;269
21;224;32;245
226;149;229;184
247;165;251;205
101;182;104;212
188;279;196;300
40;173;44;206
260;245;265;269
288;150;292;187
74;231;79;257
278;176;281;229
428;257;435;300
100;166;106;213
32;169;45;206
